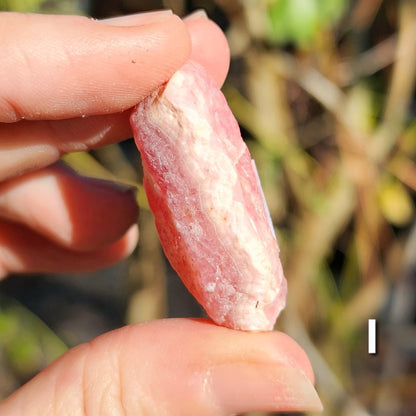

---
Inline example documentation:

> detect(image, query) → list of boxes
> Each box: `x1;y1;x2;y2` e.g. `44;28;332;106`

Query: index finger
0;11;191;122
0;14;231;180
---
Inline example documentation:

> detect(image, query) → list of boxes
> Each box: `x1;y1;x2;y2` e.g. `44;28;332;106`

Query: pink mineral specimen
130;61;287;331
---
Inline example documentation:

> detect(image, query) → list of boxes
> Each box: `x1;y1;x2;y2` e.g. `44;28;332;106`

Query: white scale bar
368;319;376;354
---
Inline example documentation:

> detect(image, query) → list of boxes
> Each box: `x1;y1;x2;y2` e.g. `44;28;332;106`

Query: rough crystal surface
130;61;287;331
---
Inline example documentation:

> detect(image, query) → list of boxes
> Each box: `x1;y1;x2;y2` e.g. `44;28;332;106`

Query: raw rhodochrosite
130;61;287;331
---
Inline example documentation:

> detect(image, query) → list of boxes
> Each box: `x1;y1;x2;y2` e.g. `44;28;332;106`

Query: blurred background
0;0;415;415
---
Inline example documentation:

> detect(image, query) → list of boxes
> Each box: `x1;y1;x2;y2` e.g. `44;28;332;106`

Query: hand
0;10;322;415
1;319;322;415
0;9;229;277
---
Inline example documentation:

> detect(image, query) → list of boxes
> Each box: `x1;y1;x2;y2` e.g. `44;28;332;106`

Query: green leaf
0;0;43;12
0;295;67;377
63;151;149;210
267;0;347;47
378;175;414;226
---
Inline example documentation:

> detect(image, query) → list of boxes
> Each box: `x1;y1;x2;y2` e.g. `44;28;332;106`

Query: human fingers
0;113;131;181
184;11;230;87
0;219;138;279
0;12;230;180
0;11;191;122
103;10;230;87
0;319;322;415
0;162;138;252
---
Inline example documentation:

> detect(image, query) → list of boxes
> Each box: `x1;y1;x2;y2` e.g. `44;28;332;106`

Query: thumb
0;319;322;415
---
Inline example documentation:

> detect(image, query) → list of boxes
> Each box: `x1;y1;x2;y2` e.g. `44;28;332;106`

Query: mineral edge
130;61;287;331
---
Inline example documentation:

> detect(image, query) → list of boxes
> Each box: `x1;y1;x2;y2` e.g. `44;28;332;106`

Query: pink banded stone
130;61;287;331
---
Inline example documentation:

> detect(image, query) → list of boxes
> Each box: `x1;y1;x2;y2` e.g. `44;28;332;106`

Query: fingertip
210;362;323;414
122;223;140;257
93;222;139;266
80;13;193;114
270;331;316;384
185;16;230;87
0;163;139;252
56;173;140;252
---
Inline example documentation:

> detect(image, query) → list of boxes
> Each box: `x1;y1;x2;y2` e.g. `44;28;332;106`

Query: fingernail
124;224;140;256
183;9;208;22
101;10;173;26
210;363;323;414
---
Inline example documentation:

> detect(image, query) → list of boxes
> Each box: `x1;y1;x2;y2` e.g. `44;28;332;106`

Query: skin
0;11;322;415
